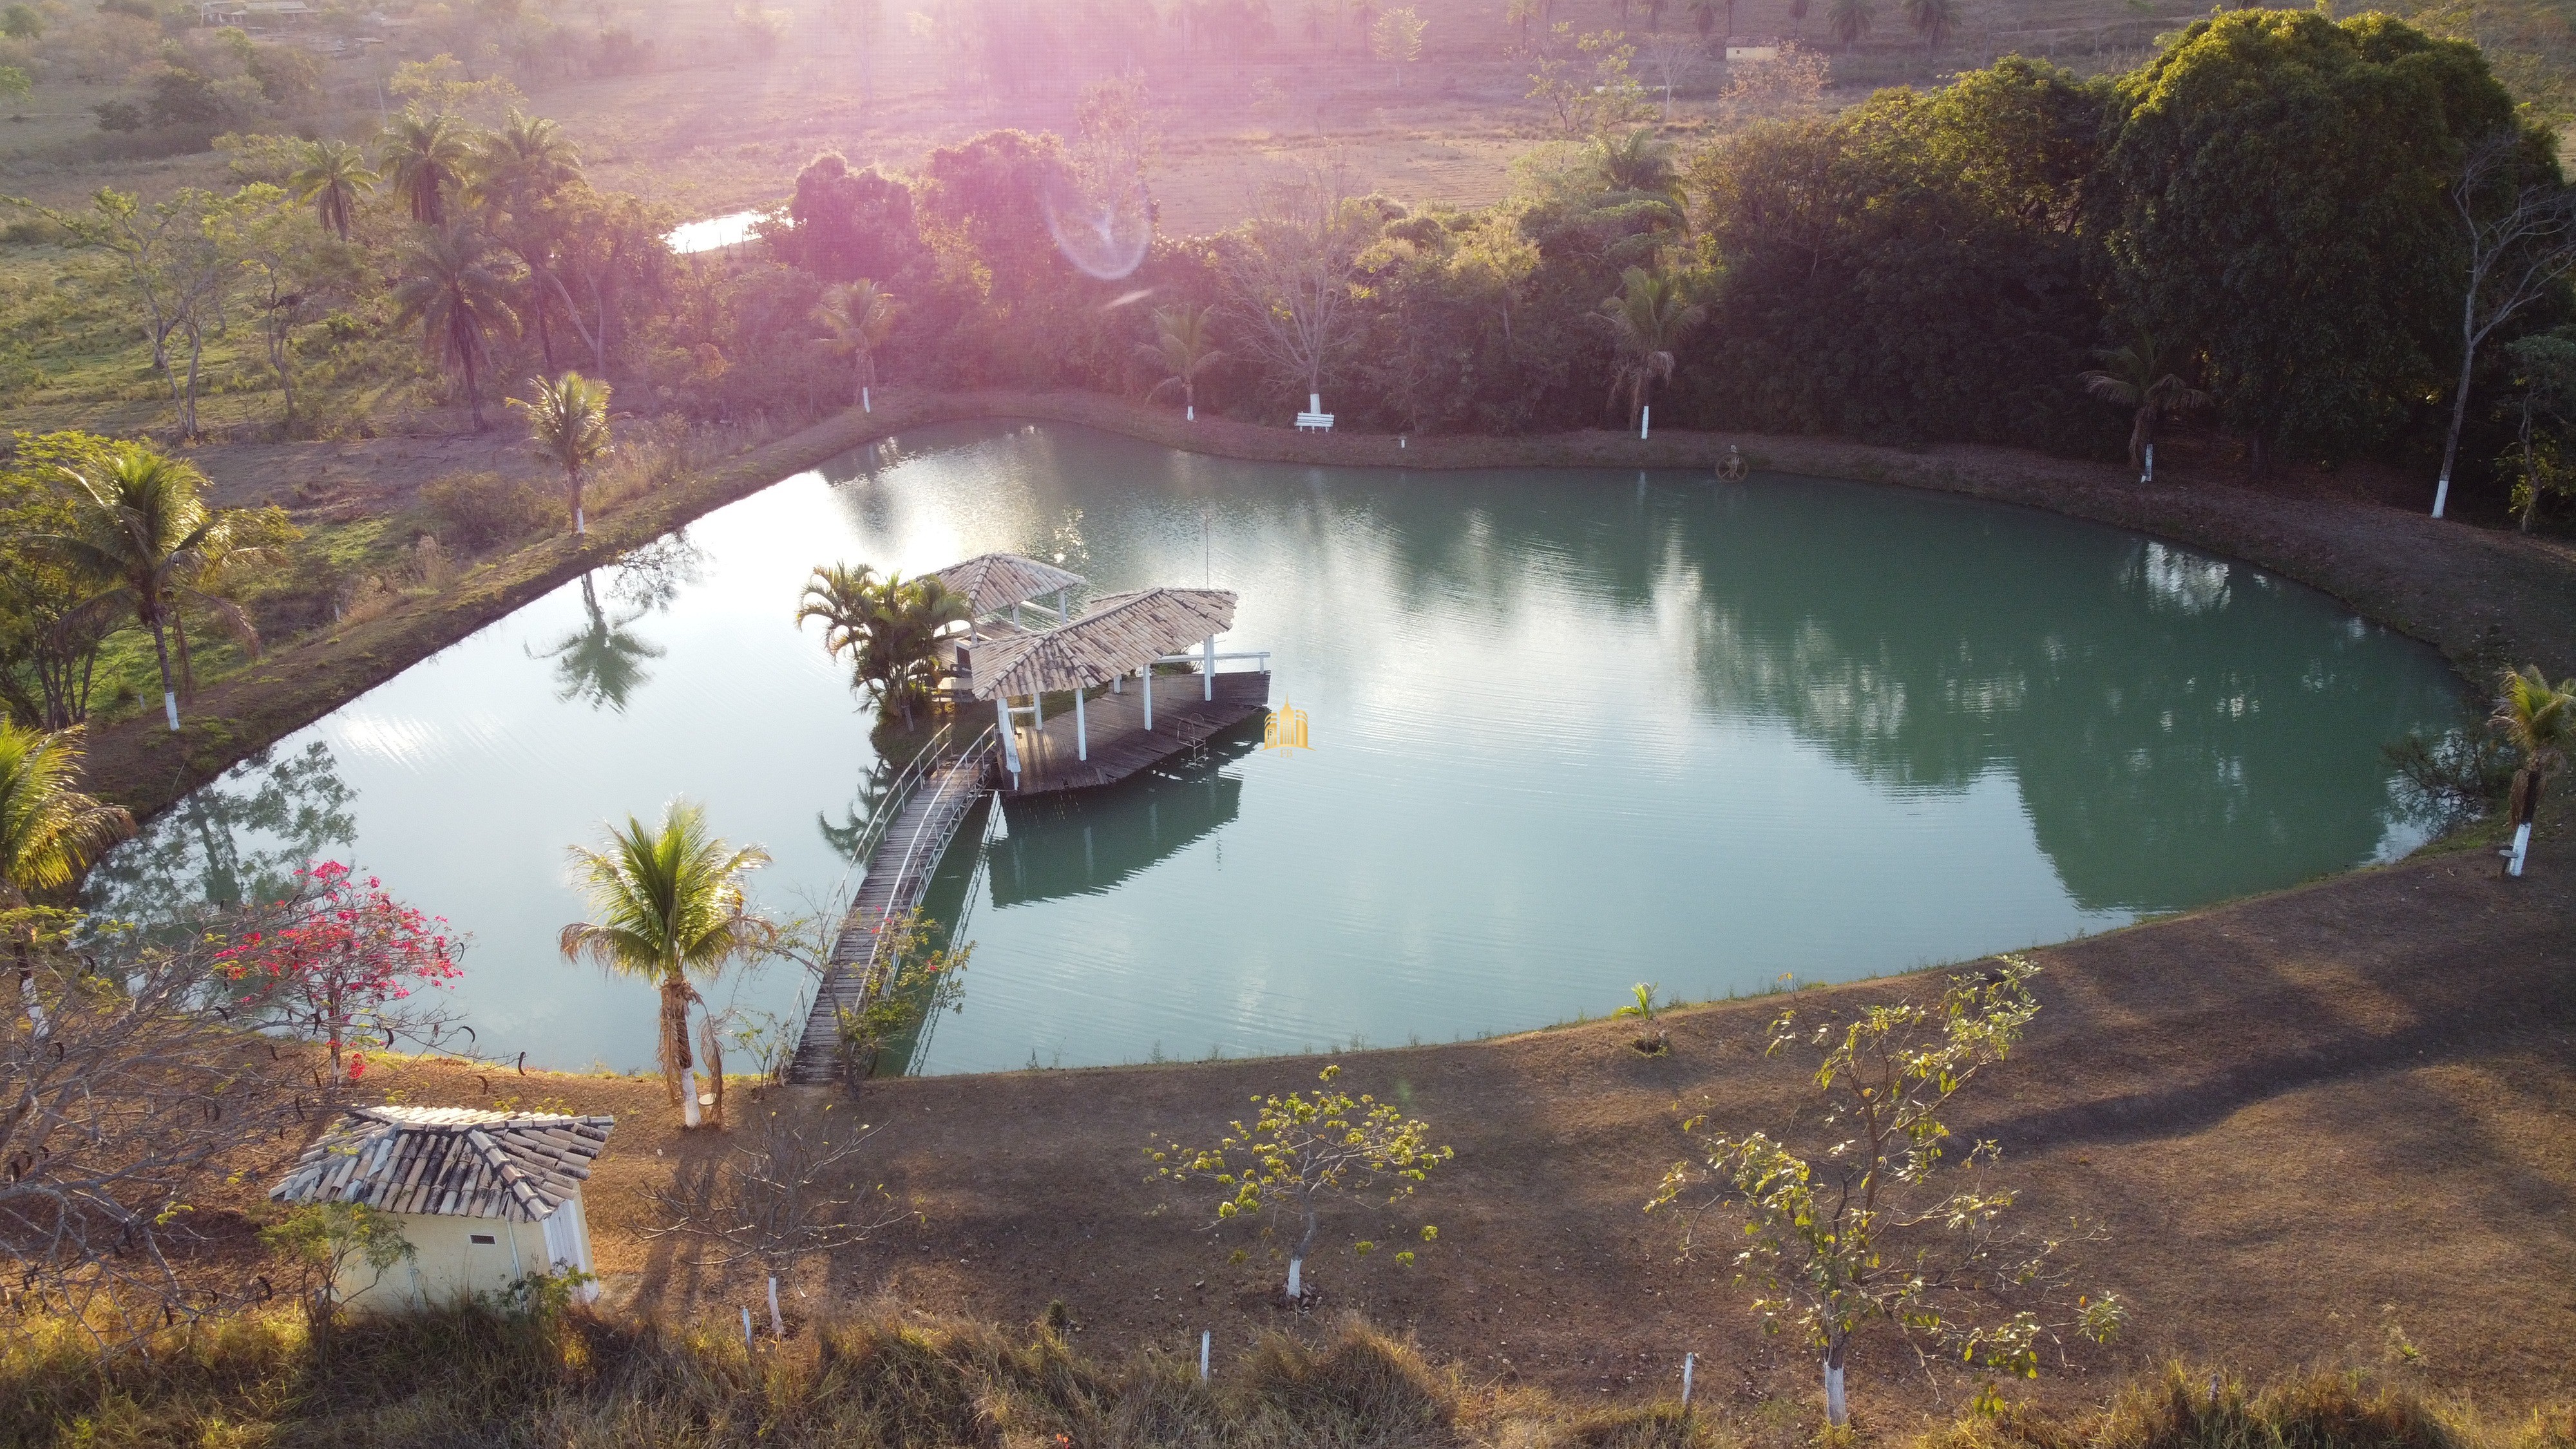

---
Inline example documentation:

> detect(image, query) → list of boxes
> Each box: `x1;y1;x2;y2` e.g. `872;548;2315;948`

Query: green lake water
87;421;2472;1075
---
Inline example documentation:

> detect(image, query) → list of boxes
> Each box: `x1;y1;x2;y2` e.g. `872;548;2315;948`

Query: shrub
421;470;564;552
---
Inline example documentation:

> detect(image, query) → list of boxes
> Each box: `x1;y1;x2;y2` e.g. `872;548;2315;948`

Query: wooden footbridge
785;723;995;1084
787;554;1272;1085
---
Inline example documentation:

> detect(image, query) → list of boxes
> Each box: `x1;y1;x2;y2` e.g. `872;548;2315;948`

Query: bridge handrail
839;721;953;873
852;723;998;1002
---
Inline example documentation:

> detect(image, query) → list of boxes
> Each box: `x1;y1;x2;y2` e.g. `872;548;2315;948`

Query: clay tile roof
269;1106;615;1222
929;553;1088;616
968;587;1237;699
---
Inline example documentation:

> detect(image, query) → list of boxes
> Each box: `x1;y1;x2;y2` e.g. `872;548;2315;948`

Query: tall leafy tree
1599;265;1705;433
507;371;612;535
2096;11;2515;470
41;447;260;734
560;800;776;1125
392;225;520;430
2493;665;2575;877
287;139;377;242
377;109;472;227
812;279;899;412
1138;302;1229;419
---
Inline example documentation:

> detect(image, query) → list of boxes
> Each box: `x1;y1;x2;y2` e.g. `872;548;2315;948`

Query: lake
88;421;2471;1075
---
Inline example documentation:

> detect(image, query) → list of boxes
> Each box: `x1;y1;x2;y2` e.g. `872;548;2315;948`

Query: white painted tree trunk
575;505;586;535
1285;1255;1303;1303
1187;403;1195;421
682;1073;703;1128
163;691;180;732
2142;441;2155;486
768;1276;784;1336
863;386;872;413
2509;820;2533;876
1825;1361;1847;1426
1641;404;1651;440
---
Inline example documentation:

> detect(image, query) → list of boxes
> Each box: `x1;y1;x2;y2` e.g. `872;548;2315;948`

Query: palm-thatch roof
929;553;1088;616
269;1106;615;1222
967;587;1237;699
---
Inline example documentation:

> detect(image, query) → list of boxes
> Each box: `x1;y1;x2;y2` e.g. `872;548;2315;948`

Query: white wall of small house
336;1193;589;1313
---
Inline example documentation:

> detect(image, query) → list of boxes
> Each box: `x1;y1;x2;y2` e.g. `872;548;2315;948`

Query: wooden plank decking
786;748;990;1085
1002;670;1272;797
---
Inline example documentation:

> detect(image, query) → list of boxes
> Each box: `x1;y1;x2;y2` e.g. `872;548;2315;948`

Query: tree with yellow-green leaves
1650;956;2122;1427
1150;1063;1451;1305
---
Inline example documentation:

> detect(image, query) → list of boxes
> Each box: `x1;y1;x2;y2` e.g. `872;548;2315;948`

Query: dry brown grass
7;1300;2568;1448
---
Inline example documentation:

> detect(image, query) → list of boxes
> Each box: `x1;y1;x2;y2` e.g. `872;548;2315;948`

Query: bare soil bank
90;390;2576;823
355;810;2576;1426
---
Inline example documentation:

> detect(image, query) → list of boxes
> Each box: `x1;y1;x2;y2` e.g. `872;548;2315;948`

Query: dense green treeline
10;9;2576;529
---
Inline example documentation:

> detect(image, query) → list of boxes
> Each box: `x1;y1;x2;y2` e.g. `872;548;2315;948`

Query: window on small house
470;1234;496;1245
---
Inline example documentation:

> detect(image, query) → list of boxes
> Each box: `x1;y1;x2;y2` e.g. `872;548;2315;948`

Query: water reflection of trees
1331;472;2464;914
84;739;358;921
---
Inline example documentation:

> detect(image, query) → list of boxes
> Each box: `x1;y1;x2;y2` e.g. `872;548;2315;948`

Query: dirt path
363;810;2576;1428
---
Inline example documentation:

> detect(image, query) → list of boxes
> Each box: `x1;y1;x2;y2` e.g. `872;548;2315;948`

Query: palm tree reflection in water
530;538;703;712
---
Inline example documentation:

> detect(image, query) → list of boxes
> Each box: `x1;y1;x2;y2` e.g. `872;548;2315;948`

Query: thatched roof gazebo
928;553;1087;633
966;587;1257;786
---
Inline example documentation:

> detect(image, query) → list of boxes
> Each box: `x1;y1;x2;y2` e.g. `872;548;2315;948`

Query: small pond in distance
88;421;2470;1075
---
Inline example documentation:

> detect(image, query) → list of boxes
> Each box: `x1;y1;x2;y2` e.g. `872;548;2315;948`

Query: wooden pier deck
1004;670;1271;796
787;739;992;1086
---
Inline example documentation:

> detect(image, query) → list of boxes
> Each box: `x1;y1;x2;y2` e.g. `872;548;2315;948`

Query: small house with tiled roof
270;1106;614;1311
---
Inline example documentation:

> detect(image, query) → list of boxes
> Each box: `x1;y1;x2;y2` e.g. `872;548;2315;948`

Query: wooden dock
787;733;993;1086
1002;670;1272;796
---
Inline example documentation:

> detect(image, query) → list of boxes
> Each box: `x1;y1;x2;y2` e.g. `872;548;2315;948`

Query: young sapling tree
261;1201;415;1345
1648;956;2123;1426
1151;1063;1451;1304
1615;980;1668;1053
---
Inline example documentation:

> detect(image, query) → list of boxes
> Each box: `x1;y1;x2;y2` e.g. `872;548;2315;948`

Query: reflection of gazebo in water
925;552;1272;797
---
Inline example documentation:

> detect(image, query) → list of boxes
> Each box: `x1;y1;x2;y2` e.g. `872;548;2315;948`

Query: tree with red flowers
215;862;464;1083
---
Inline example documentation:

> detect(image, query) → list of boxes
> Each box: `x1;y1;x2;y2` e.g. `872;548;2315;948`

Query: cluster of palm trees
795;565;973;728
40;445;267;735
284;108;594;429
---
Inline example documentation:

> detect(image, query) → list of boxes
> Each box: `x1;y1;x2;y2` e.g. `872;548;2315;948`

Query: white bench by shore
1293;393;1334;431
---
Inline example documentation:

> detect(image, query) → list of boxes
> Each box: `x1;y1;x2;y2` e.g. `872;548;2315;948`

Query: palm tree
0;723;131;1027
0;724;131;908
796;565;972;728
812;279;899;413
471;109;582;209
288;139;378;242
1506;0;1539;49
2079;330;2212;475
377;109;472;227
1826;0;1872;48
392;225;520;430
42;447;259;734
1902;0;1954;50
1594;127;1683;205
2494;665;2575;876
560;800;775;1126
1138;303;1229;421
1598;265;1706;437
508;371;612;535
